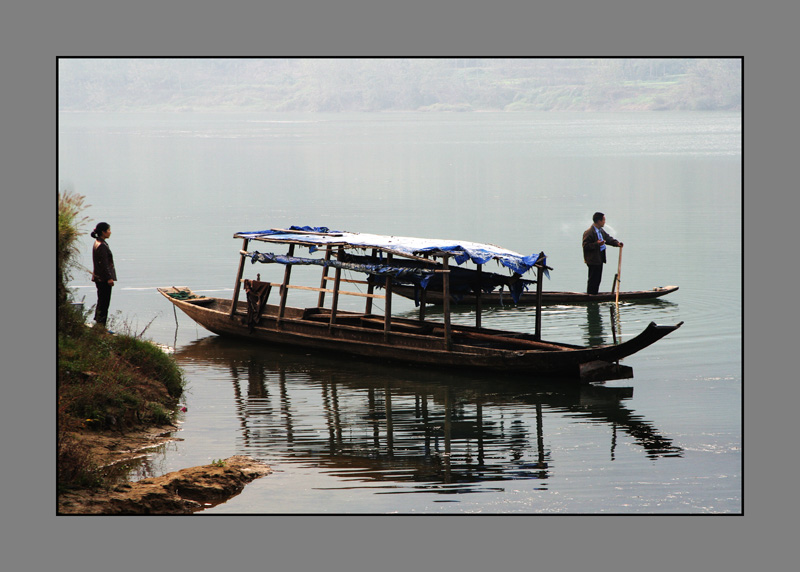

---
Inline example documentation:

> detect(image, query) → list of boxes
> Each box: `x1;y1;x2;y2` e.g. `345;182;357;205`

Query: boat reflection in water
175;337;683;494
582;298;680;348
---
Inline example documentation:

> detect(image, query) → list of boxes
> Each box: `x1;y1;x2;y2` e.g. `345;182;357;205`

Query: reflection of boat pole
476;400;484;466
322;381;336;449
279;371;294;445
330;379;342;446
443;387;452;483
536;400;545;470
385;383;394;457
421;393;430;456
611;422;617;461
368;388;380;449
230;362;248;444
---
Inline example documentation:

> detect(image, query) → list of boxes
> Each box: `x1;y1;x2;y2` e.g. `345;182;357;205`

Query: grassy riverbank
55;303;277;514
57;303;186;492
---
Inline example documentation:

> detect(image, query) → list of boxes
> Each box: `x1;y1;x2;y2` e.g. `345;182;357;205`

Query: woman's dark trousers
94;282;113;326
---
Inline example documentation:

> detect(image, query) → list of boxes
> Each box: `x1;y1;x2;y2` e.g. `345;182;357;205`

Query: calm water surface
60;111;741;513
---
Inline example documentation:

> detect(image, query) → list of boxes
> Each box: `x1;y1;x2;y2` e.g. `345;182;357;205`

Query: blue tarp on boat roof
245;250;438;289
235;226;547;276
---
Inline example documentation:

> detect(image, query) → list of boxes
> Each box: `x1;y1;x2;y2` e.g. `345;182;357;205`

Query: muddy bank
58;427;271;514
58;455;271;515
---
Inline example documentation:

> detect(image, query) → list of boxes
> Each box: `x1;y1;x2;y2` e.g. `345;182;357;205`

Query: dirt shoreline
58;426;271;514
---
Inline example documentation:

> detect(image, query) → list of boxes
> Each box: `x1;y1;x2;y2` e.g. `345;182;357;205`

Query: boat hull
159;288;681;382
392;285;679;306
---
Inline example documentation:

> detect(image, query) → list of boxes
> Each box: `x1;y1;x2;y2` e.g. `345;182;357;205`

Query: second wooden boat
391;284;679;306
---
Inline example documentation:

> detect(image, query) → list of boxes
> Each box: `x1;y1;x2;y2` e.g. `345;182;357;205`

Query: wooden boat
392;284;679;306
159;226;682;382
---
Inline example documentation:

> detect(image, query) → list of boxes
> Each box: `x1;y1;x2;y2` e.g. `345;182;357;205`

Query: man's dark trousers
586;250;607;295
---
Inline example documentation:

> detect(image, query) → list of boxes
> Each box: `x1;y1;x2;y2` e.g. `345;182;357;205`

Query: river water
59;111;741;513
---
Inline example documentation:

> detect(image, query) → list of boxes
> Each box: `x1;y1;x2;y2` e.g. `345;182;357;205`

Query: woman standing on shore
91;222;116;329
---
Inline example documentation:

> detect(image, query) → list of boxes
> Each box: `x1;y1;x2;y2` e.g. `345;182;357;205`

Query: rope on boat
166;290;202;300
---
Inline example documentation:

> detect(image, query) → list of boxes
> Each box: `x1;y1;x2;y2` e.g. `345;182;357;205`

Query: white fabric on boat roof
235;226;546;276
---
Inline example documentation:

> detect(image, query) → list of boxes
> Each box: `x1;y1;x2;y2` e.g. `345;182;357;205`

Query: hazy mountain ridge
59;58;741;113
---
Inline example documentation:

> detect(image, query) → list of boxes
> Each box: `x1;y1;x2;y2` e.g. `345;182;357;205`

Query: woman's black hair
91;222;110;239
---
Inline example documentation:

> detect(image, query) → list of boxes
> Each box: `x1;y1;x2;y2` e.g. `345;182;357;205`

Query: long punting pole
442;254;452;351
610;305;618;345
229;238;250;317
615;245;623;307
535;259;544;341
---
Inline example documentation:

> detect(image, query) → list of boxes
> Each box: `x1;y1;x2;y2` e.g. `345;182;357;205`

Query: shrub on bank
57;306;186;491
58;317;184;423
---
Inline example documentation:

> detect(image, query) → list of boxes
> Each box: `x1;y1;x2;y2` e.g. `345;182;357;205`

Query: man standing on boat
582;212;623;295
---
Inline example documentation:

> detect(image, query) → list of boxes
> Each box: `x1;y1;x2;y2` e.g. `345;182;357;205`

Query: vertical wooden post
419;286;427;321
329;247;343;330
230;238;249;317
384;253;393;341
443;255;452;351
365;249;377;315
317;245;333;308
534;259;544;341
277;243;295;325
419;255;428;322
475;263;483;330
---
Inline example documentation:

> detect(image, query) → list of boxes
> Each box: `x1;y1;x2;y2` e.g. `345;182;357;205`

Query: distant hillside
59;58;741;113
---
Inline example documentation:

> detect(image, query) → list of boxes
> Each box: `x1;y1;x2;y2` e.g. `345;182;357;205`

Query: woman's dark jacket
92;240;117;283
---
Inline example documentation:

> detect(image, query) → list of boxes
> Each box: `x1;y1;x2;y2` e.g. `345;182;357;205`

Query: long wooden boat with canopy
158;226;682;382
